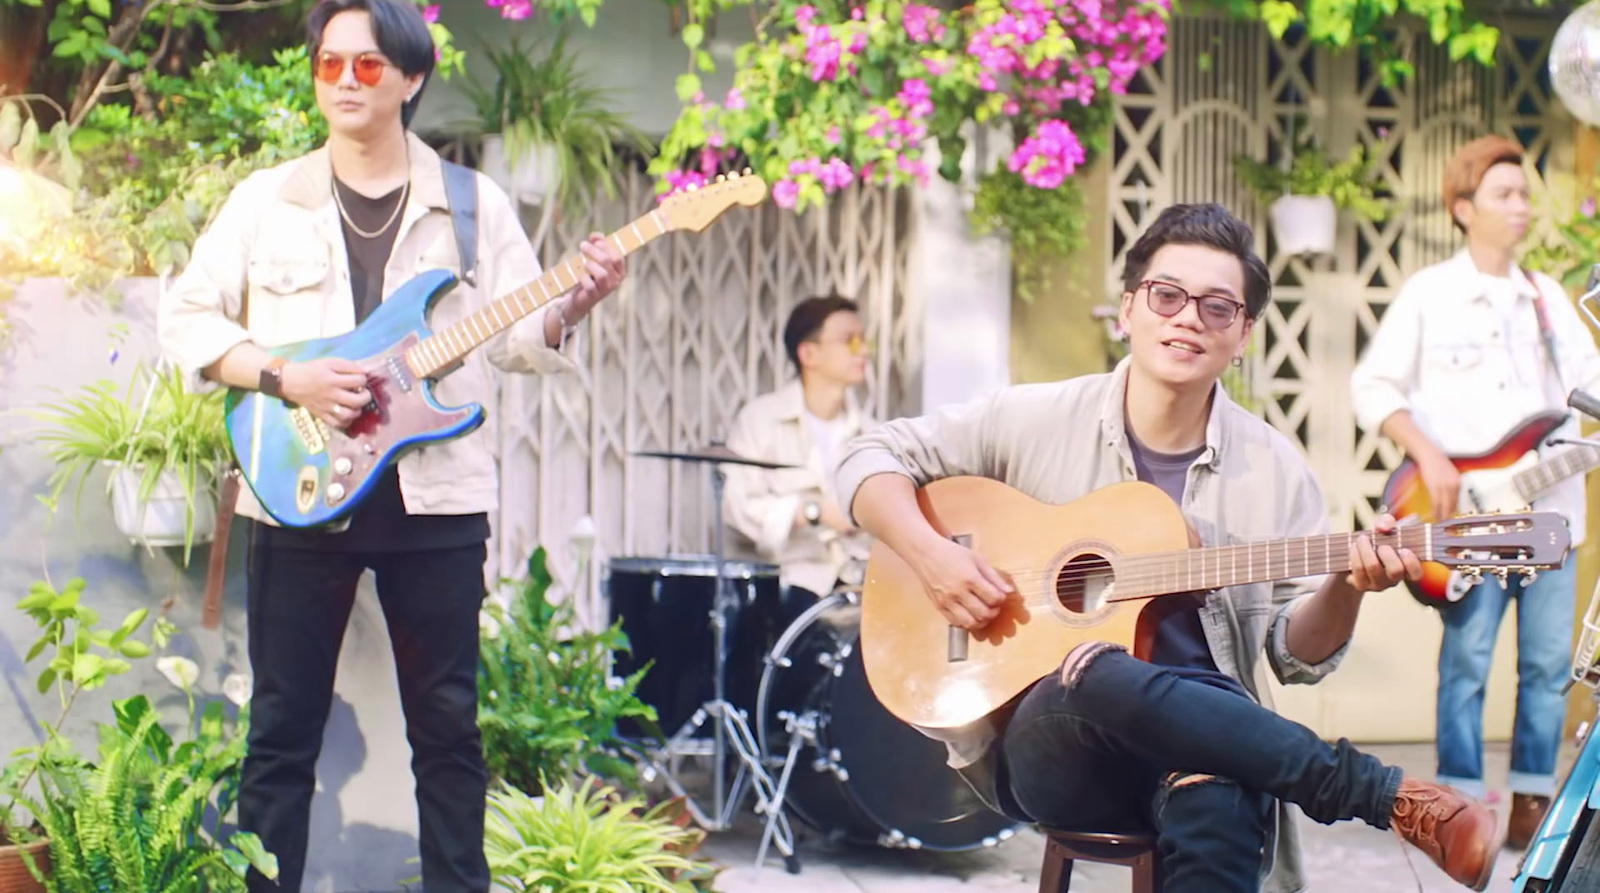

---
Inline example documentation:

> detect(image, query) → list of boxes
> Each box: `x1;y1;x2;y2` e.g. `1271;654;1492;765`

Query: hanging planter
0;838;49;893
1269;194;1338;256
108;462;218;548
479;134;562;204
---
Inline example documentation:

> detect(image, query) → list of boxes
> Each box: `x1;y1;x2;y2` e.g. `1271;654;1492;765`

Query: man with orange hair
1352;134;1600;847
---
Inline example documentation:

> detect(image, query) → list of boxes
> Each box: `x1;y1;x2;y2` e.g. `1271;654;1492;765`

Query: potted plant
26;363;231;564
1;577;157;893
1234;135;1391;256
1523;187;1600;290
459;31;651;216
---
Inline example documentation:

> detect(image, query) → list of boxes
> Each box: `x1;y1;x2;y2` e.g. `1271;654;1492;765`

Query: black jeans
238;532;490;893
1001;645;1403;893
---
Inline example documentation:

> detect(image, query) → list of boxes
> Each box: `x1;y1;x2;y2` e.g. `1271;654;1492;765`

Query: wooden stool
1038;829;1161;893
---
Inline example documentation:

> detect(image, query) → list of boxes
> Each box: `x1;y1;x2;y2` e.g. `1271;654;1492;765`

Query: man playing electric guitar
1351;135;1600;847
837;203;1500;892
157;2;625;890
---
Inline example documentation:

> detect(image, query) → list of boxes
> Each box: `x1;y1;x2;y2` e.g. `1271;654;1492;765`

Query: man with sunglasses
834;203;1501;892
158;1;626;891
723;295;876;617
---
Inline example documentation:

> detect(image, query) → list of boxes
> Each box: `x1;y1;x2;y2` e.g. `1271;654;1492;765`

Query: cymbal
631;445;796;470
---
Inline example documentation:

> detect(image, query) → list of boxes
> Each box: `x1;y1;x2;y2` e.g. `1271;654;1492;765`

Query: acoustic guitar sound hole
1055;553;1115;615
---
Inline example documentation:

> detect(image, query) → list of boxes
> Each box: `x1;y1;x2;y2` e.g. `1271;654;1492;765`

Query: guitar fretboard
405;209;670;378
1512;441;1600;502
1107;527;1435;600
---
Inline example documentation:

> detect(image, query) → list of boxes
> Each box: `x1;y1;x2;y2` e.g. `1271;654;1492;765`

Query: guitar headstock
1431;511;1571;583
658;170;768;232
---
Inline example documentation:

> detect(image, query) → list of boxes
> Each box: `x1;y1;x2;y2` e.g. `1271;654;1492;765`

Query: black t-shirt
260;177;489;552
1126;429;1218;671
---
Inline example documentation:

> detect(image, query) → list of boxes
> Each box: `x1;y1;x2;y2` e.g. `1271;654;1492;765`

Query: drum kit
609;444;1019;874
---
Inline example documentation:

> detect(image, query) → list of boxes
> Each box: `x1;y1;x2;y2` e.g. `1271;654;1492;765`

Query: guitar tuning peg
1493;567;1510;589
1521;568;1539;585
1461;566;1483;586
716;173;726;182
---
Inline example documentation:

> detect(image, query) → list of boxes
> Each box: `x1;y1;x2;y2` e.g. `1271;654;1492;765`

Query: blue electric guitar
225;172;768;528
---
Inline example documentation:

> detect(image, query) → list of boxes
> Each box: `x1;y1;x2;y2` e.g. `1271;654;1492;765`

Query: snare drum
757;590;1019;851
606;555;783;739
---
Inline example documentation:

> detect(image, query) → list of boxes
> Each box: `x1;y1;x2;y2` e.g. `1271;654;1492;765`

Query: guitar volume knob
328;483;347;502
334;457;353;475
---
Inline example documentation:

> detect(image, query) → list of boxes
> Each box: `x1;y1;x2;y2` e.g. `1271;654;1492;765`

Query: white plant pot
107;463;216;548
480;134;562;204
1269;194;1338;256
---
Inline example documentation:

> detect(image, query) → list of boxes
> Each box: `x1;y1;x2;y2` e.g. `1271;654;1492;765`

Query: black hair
1120;202;1271;319
783;294;859;370
306;0;436;128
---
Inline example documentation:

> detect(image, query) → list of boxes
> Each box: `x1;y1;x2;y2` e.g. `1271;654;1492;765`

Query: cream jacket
1350;249;1600;546
157;133;576;524
834;359;1341;893
722;381;875;595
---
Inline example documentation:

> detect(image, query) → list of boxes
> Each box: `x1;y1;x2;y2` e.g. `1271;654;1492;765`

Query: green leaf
675;73;702;103
1258;0;1299;38
0;102;20;153
118;639;151;659
25;638;48;663
36;667;55;695
13;117;38;167
71;652;104;684
231;832;280;879
681;23;704;48
86;0;110;18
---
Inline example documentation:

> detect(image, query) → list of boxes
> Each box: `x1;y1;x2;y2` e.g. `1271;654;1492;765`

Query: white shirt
1350;249;1600;545
803;408;851;496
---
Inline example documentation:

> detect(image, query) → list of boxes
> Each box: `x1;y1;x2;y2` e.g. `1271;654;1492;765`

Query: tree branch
67;0;169;128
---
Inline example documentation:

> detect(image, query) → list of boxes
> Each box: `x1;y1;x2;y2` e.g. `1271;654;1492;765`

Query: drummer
722;294;876;616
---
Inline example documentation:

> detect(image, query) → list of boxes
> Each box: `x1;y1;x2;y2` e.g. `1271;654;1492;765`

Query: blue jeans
1437;560;1576;799
1001;646;1402;893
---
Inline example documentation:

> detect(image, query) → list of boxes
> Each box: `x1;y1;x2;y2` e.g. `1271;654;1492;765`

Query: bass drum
757;590;1019;851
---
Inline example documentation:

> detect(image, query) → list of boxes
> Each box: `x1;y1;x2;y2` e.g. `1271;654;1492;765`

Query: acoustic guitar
1380;410;1599;609
225;172;767;528
859;477;1571;735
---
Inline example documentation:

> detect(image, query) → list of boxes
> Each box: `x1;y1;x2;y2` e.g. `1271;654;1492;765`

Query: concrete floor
697;742;1573;893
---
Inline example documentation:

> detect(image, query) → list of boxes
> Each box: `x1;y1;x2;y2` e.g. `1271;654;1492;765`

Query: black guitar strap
441;159;480;288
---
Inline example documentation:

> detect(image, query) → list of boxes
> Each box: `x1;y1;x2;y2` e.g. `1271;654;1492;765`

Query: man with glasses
1353;134;1600;848
157;1;625;891
834;203;1501;892
723;294;876;617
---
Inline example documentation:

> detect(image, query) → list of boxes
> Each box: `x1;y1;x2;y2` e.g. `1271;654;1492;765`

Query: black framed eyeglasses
1139;280;1246;330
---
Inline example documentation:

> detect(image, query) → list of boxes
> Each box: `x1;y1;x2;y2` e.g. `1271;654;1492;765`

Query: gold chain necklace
332;177;410;240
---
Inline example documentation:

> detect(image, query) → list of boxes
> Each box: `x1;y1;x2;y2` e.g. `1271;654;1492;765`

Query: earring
1231;356;1244;368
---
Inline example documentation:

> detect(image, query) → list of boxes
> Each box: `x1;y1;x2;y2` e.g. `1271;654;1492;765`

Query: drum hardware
625;444;804;872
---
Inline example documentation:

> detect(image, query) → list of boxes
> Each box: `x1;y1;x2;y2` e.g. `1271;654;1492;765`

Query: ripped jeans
1000;644;1403;893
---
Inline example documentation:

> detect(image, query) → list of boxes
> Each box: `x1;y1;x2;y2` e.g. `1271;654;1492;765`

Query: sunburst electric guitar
859;477;1571;735
1380;410;1600;609
225;173;768;528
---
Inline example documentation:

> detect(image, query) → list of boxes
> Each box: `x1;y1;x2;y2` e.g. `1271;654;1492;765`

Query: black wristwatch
259;357;287;399
804;501;821;526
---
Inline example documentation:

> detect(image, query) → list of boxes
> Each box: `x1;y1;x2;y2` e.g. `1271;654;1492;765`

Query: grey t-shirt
1126;429;1218;671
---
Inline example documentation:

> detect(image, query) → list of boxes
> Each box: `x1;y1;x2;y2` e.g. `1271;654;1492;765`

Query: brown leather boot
1390;778;1500;891
1505;792;1552;850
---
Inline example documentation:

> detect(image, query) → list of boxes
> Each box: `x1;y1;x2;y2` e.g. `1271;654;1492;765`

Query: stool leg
1038;840;1073;893
1130;850;1158;893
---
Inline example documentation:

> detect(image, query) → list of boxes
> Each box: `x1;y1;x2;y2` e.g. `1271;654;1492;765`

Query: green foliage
1;576;156;841
1193;0;1529;85
0;98;83;191
25;363;231;564
1233;135;1391;223
14;694;276;892
480;777;719;893
478;548;656;794
73;47;327;217
971;170;1087;303
1523;185;1600;291
457;31;653;209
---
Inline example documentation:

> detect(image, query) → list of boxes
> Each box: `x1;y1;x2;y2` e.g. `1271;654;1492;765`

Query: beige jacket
157;133;576;524
722;380;875;595
833;359;1341;893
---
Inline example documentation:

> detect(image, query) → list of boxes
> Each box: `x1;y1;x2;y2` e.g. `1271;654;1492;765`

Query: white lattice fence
1108;15;1568;534
486;171;917;625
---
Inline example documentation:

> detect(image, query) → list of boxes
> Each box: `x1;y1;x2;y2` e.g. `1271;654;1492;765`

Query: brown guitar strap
1521;265;1567;394
201;470;240;629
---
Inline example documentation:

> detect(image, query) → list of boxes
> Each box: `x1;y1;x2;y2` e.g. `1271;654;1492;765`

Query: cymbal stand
629;459;800;871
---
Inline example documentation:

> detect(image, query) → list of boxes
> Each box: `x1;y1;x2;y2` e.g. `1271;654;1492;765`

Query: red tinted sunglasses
314;51;391;87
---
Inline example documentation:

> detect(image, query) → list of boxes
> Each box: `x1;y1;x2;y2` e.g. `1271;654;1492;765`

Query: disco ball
1551;1;1600;127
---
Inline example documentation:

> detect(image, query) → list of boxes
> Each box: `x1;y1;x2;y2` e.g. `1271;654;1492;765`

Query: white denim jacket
1350;249;1600;546
157;134;577;525
834;359;1340;893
